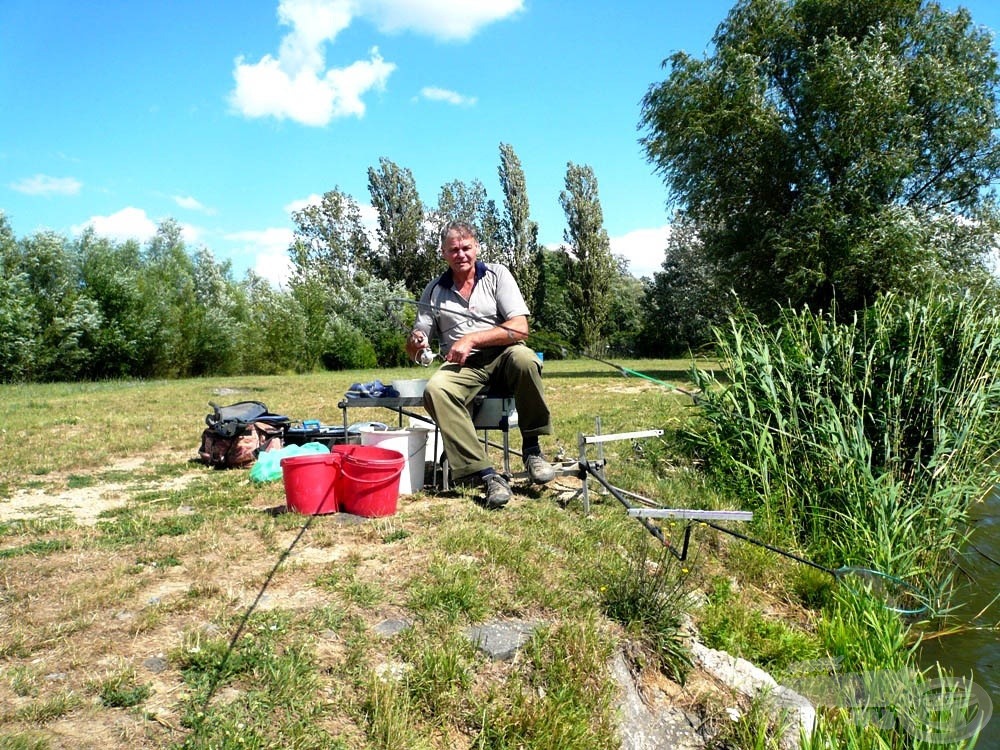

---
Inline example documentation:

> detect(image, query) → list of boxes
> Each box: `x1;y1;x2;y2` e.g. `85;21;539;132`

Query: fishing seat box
284;425;351;448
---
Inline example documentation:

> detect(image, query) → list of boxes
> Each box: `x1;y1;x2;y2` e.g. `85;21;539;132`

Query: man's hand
446;335;475;365
406;330;428;361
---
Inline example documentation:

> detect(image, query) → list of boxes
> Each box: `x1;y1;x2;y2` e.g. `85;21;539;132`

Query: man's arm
445;315;529;365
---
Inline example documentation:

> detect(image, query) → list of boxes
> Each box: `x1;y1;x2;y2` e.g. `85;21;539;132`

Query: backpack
197;401;291;469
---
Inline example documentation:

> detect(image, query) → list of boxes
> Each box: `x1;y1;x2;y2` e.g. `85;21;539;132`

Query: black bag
198;401;291;468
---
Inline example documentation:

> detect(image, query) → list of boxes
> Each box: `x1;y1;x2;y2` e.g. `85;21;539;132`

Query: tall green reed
684;290;1000;585
683;291;1000;747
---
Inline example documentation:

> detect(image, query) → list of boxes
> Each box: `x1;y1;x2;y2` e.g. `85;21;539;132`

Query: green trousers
422;344;552;481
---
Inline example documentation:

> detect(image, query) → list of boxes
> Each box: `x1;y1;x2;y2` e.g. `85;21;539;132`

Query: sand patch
1;455;202;525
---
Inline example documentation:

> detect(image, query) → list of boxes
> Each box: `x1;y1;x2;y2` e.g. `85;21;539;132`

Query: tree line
0;146;658;384
638;0;1000;332
4;0;1000;384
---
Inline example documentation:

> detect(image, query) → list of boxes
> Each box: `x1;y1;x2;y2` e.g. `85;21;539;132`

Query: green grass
697;576;821;674
93;666;152;708
405;557;492;624
594;536;695;684
0;351;987;748
0;732;52;750
0;539;72;560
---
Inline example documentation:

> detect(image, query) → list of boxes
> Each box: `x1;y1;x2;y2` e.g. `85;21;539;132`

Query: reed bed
685;291;1000;584
682;290;1000;748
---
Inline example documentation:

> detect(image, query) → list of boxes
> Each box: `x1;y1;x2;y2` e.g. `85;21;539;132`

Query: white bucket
360;428;429;495
408;416;443;463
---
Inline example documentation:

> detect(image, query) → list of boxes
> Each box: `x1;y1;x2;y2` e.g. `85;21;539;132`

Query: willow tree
289;188;372;286
0;214;37;382
560;162;617;351
640;0;1000;319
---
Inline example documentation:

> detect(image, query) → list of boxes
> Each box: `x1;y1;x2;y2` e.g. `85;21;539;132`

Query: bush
682;290;1000;578
321;318;378;370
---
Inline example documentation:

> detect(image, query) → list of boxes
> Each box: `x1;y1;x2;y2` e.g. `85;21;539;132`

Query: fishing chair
469;384;518;476
437;383;518;491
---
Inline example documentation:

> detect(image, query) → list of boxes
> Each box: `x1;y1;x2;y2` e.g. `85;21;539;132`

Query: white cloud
358;202;380;233
361;0;524;40
72;207;199;245
231;46;395;125
278;0;354;73
173;194;216;214
284;193;324;213
226;227;296;287
10;174;82;196
73;207;157;242
230;0;522;126
609;225;670;279
419;86;477;106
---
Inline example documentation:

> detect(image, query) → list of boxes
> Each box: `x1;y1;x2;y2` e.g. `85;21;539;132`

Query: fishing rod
697;519;928;616
189;493;334;737
386;297;699;400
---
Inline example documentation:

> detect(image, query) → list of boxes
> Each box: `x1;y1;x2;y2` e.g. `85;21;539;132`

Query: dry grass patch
3;365;796;749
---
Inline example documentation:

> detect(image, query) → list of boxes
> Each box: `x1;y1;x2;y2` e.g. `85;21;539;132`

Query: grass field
0;359;825;749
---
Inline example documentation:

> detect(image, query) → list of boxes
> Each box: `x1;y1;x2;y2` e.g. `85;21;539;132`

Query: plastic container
280;453;341;515
392;379;428;398
360;428;429;495
409;416;443;464
332;444;406;517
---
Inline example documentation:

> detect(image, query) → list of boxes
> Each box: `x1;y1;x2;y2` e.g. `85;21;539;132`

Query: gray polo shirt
414;261;530;356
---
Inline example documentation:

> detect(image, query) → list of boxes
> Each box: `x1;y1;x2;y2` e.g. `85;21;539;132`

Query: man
406;220;556;509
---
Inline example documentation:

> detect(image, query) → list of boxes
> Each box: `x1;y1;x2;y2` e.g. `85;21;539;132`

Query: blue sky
4;0;1000;285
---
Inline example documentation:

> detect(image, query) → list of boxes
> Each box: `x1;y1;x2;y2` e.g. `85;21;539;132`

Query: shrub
321;318;378;370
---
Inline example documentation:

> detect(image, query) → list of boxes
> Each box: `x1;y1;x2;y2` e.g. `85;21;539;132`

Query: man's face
442;230;478;275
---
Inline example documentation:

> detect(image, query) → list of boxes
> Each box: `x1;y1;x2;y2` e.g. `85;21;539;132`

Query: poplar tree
367;157;432;295
559;162;617;351
435;178;503;262
498;142;540;304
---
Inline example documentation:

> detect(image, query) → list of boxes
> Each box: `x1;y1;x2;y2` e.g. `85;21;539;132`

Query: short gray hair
439;220;477;247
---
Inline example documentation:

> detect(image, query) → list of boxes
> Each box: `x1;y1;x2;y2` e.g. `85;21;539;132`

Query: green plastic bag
250;442;330;483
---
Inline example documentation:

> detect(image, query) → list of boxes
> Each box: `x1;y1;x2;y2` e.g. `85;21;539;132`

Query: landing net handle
578;457;694;561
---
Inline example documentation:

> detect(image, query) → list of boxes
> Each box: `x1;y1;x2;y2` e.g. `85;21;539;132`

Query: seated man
406;220;556;509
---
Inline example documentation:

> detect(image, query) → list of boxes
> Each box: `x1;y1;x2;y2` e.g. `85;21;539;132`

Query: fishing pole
189;492;335;737
386;297;699;400
579;455;693;559
697;519;928;615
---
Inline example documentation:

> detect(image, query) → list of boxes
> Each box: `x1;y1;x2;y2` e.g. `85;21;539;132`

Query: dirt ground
3;455;202;526
0;452;402;747
0;451;768;749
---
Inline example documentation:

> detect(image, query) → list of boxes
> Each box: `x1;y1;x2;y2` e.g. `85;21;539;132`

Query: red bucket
281;453;341;515
332;444;405;517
